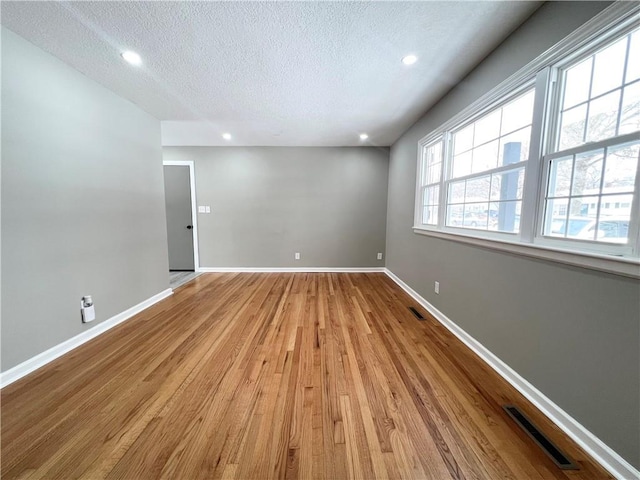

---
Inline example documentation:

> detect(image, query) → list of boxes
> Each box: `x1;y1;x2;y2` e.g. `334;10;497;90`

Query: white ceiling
1;1;541;147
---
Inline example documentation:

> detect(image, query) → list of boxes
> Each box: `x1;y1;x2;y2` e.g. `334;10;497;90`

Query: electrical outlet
81;295;96;323
295;252;301;260
434;281;440;294
377;252;383;260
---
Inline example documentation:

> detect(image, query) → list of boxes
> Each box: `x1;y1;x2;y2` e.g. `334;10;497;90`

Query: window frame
413;3;640;278
444;82;535;237
416;137;445;227
534;19;640;258
417;80;540;243
534;132;640;257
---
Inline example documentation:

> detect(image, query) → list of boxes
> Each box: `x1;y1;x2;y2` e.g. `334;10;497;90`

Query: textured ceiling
1;1;541;146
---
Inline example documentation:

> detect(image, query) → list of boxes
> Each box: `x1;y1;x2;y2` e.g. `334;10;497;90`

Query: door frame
163;160;200;271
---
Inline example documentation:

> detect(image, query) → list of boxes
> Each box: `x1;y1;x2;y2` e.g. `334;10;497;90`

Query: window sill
412;227;640;279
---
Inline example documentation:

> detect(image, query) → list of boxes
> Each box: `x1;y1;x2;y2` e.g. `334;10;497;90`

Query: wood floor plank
1;273;614;479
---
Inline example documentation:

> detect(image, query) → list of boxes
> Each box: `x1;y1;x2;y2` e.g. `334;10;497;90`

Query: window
414;8;640;270
542;27;639;246
446;89;533;233
543;143;638;243
420;140;443;225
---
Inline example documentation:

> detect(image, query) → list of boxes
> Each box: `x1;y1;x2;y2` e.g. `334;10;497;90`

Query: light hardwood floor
1;273;612;479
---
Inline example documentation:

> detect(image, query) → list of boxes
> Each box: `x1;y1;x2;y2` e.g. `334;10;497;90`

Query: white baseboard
197;267;386;273
0;288;173;389
383;268;638;480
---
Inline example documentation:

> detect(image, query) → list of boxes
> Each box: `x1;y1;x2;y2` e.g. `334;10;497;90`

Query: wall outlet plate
434;281;440;294
295;252;301;260
81;302;96;323
377;253;383;260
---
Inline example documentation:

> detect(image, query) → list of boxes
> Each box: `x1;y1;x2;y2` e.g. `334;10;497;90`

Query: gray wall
1;28;170;371
163;147;389;268
386;1;640;469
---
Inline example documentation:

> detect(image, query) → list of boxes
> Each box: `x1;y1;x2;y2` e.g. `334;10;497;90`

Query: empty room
1;1;639;479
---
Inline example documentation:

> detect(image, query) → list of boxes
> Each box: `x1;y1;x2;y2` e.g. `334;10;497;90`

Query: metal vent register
503;405;579;470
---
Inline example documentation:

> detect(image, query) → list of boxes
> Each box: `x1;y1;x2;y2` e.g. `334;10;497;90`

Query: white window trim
413;2;640;278
415;137;445;227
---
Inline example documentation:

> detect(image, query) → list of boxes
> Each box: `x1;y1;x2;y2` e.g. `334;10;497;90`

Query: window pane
473;109;501;146
554;29;640;156
600;193;634;218
545;195;598;241
423;142;443;185
627;30;640;83
423;185;440;207
422;205;439;226
591;36;627;97
559;104;587;150
572;150;604;196
499;126;531;165
619;82;640;135
604;142;639;190
427;162;442;184
462;203;489;229
465;176;490;203
440;89;533;236
491;168;524;201
556;216;593;239
548;156;573;197
449;181;465;204
545;199;570;236
451;88;534;183
471;140;499;173
569;196;599;221
426;142;442;165
544;199;599;239
452;150;472;178
563;57;592;109
454;125;473;154
502;90;535;134
491;201;521;233
447;204;464;226
586;90;620;143
596;218;629;243
596;194;631;244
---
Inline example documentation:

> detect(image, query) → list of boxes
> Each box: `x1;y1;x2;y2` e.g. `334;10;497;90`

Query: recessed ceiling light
359;133;369;141
402;54;418;66
121;51;142;66
222;133;232;140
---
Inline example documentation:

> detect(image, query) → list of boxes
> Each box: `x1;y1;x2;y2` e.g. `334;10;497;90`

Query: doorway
163;161;199;288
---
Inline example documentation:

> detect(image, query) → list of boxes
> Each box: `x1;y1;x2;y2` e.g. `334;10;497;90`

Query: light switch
205;206;211;213
198;206;206;213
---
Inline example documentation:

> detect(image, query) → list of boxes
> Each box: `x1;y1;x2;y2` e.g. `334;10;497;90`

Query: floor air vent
503;405;579;470
408;307;425;320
